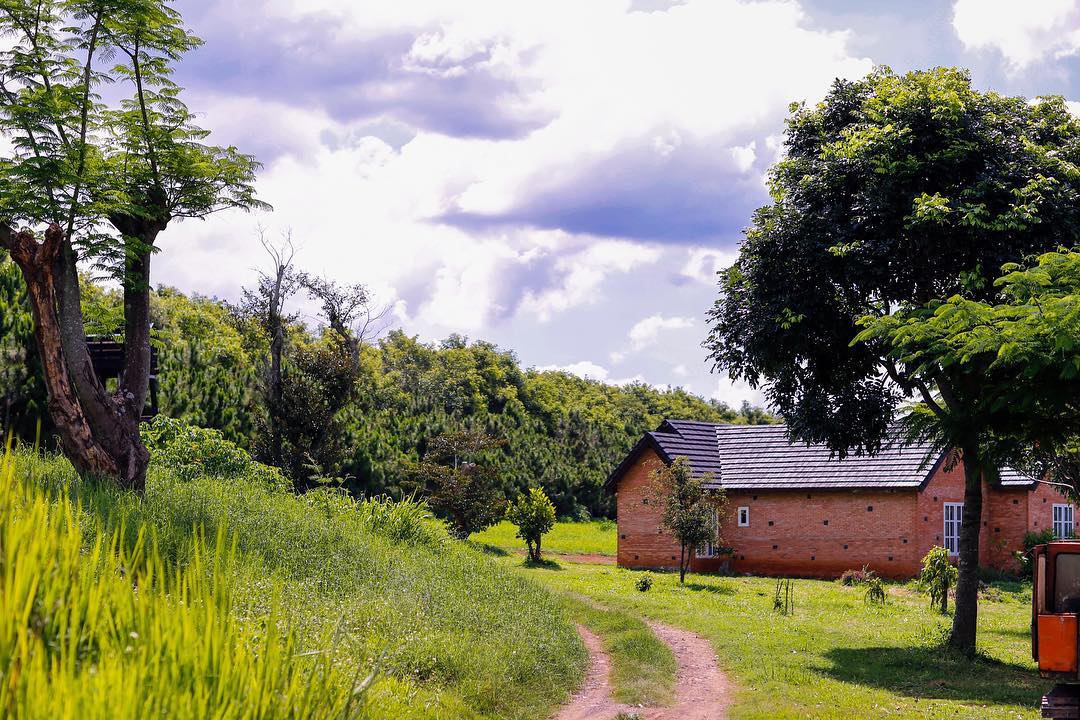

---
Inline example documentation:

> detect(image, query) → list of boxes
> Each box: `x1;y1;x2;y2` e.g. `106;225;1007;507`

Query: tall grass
11;447;585;719
0;448;356;719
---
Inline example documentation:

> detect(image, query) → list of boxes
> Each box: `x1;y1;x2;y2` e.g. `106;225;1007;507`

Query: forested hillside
0;255;772;516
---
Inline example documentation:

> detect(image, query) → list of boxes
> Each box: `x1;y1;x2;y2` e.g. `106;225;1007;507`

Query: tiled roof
711;424;940;490
607;420;1036;491
648;419;725;479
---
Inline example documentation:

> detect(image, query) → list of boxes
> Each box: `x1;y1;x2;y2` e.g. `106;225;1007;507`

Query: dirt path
555;626;639;720
554;621;731;720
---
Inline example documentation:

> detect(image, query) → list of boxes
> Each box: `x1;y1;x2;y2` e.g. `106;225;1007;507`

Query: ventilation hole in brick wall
671;556;677;561
902;538;908;544
983;521;987;526
933;496;938;502
1044;498;1048;503
807;494;812;499
634;554;639;560
642;498;649;505
823;520;829;526
995;527;1000;533
936;535;940;541
768;520;774;526
924;516;929;522
772;545;778;550
1035;522;1040;527
867;506;873;512
620;534;626;540
739;555;745;560
843;544;848;550
1013;499;1020;505
888;555;893;561
811;555;815;561
753;495;758;501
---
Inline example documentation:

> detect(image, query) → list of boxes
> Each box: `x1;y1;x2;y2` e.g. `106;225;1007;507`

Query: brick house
607;420;1070;578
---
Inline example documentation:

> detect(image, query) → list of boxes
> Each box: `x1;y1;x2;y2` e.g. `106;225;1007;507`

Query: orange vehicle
1032;542;1080;718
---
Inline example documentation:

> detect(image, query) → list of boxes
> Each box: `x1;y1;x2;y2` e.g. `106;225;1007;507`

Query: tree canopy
706;67;1080;653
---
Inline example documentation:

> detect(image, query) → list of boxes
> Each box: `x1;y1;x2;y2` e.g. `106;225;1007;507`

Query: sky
155;0;1080;410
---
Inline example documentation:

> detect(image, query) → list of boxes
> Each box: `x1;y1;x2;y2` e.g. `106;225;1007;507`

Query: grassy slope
16;450;585;720
513;561;1050;720
474;520;617;556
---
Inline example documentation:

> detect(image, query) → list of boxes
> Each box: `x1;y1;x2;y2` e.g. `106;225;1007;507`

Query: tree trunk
2;225;119;477
940;576;949;614
0;221;157;491
679;544;687;583
948;445;984;654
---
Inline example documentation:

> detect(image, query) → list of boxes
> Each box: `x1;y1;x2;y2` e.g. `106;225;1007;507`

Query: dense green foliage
0;252;43;439
13;440;585;719
857;250;1080;487
1;279;770;516
507;487;557;562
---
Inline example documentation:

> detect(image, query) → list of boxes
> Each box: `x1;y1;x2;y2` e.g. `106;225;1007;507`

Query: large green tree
706;68;1080;653
858;249;1080;489
0;0;263;489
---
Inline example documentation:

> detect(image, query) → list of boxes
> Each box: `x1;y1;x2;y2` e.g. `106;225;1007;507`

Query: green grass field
510;559;1050;720
473;519;617;556
11;448;585;720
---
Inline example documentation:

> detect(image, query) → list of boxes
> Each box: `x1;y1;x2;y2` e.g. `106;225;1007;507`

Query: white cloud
628;313;694;350
672;363;688;377
680;247;740;285
952;0;1080;69
711;375;766;409
536;360;609;381
518;240;661;322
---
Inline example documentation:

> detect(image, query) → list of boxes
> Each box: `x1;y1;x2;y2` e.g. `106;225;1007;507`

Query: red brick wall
722;488;920;578
614;447;1060;579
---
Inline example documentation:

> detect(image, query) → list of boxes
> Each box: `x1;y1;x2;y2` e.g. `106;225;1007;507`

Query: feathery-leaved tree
706;68;1080;653
0;0;264;489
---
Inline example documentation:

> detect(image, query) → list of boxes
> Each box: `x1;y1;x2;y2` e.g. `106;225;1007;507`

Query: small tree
411;431;507;539
651;457;727;583
919;546;958;614
507;487;556;562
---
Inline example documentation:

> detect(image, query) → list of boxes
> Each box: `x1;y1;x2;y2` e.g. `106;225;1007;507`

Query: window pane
1056;554;1080;612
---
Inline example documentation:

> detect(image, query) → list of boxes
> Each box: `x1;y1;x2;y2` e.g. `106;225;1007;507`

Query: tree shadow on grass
523;557;563;571
682;582;736;595
467;541;509;557
817;645;1050;707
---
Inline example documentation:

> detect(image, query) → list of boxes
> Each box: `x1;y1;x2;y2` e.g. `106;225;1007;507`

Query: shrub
864;576;887;606
840;564;874;586
1015;528;1056;577
143;415;289;490
408;431;507;539
919;546;959;614
636;573;654;592
507;487;557;562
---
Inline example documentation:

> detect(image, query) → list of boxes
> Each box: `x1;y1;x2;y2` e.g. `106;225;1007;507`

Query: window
1054;504;1075;539
697;510;722;558
737;506;750;527
943;502;963;556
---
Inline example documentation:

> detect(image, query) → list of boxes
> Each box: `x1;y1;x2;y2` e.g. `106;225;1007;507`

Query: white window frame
737;506;750;527
943;502;963;557
1054;503;1075;539
697;509;722;558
